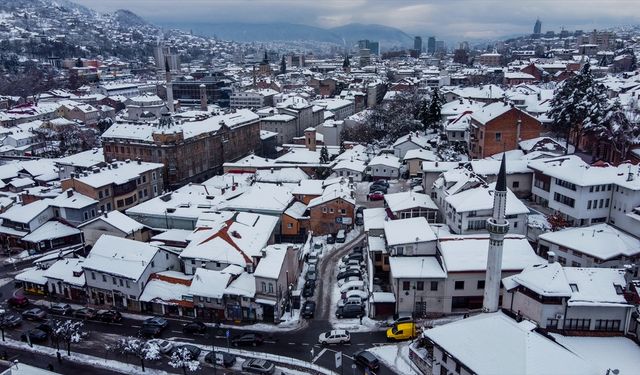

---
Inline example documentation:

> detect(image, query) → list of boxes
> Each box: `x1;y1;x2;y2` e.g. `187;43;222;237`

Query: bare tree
110;337;160;372
168;347;201;375
51;319;84;356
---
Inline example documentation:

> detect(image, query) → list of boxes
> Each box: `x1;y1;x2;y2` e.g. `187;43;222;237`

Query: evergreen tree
587;99;639;161
319;145;329;164
425;87;443;131
280;55;286;75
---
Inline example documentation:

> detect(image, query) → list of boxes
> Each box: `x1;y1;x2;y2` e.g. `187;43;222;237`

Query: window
553;192;575;208
99;191;104;199
547;319;559;329
555;178;577;191
416;281;424;291
441;352;447;363
119;279;124;287
322;207;327;213
91;272;95;280
268;283;274;293
430;281;438;291
84;212;89;220
152;172;157;181
402;281;410;291
261;282;266;292
512;181;519;188
599;199;604;208
495;132;502;141
287;223;293;228
571;261;581;267
142;175;147;183
569;283;579;292
105;189;110;197
588;200;592;209
125;281;129;288
454;281;464;290
106;203;112;211
467;220;486;230
329;208;334;213
340;209;346;215
102;275;107;282
112;277;117;285
477;280;485;289
595;320;621;331
606;199;610;207
565;319;591;330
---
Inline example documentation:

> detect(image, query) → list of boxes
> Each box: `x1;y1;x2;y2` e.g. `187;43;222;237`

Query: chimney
66;189;73;198
547;251;556;264
627;166;634;182
516;118;522;143
305;128;317;152
137;158;141;165
199;84;207;111
104;210;108;218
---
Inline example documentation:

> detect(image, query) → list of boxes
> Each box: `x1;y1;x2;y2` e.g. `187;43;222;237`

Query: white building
368;154;401;179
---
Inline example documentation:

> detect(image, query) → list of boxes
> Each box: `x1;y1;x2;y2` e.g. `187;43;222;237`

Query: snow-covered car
318;329;351;345
344;289;369;301
338;264;362;274
339;259;362;269
337;296;363;308
307;254;319;265
337;276;363;287
339;280;365;294
148;339;173;354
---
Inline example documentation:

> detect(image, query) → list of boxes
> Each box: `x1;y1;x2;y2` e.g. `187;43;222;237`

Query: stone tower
165;57;174;113
482;156;510;313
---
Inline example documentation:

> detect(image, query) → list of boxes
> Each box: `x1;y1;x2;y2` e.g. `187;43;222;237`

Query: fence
408;345;432;375
212;346;338;375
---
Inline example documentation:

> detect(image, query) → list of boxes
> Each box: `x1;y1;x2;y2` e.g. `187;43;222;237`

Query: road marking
166;336;194;342
131;325;141;328
312;348;327;363
287;342;296;345
264;340;277;344
356;343;365;346
301;343;309;346
171;330;182;334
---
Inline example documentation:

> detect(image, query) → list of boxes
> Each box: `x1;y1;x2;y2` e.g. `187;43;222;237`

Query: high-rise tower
482;157;510;313
165;57;174;114
533;19;542;37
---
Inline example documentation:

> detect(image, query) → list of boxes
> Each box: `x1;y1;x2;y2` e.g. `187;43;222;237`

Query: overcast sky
73;0;640;41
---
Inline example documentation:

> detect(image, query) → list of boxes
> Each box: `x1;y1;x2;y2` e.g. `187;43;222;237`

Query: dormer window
614;284;624;295
569;283;579;292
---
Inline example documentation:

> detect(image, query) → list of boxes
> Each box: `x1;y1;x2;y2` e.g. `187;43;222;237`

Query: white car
318;330;351;345
147;339;173;354
337;296;363;308
337;276;362;287
339;280;365;294
344;289;369;301
339;259;362;269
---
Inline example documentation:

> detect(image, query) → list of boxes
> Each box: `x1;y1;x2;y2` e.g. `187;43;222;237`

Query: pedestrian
56;351;61;363
1;350;7;360
47;363;54;371
359;315;363;325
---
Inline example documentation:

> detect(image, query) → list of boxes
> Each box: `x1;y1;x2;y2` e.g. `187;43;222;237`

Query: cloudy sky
73;0;640;41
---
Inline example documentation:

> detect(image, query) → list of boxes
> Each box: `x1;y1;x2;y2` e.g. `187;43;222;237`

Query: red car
7;296;29;308
368;191;385;201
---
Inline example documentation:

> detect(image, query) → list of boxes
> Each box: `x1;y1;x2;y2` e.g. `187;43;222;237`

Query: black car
182;321;207;334
372;179;389;188
342;253;364;263
1;314;22;328
369;184;388;194
302;301;316;319
139;324;162;338
337;270;362;281
20;329;48;343
172;344;201;360
335;304;364;319
354;350;380;371
356;206;365;216
96;310;123;323
355;216;364;226
326;234;336;244
242;358;276;374
204;351;236;367
231;332;264;347
302;280;315;298
35;321;55;334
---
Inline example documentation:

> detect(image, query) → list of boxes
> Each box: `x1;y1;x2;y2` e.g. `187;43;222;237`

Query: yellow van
386;322;418;341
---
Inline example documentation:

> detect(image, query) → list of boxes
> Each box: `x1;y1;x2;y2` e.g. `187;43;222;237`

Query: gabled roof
384;217;436;246
82;235;158;281
78;210;146;235
308;182;355;208
384;191;437;212
538;223;640;260
445;182;528;215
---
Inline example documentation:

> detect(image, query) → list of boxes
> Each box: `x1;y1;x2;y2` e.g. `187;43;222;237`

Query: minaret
165;57;174;113
482;157;510;313
199;84;207;112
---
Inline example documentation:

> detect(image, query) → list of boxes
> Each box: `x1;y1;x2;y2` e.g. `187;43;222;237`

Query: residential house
368;154;401;180
392;132;432;159
384;191;440;223
403;148;437;177
78;210;150;247
307;182;355;235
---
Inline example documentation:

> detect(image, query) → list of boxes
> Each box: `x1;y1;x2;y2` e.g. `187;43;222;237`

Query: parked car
139;325;162;338
35;321;54;334
337;269;362;280
21;308;46;321
7;296;28;308
231;332;264;347
387;313;413;327
74;307;97;320
386;322;418;341
326;234;336;244
302;280;315;298
336;229;346;243
301;301;316;319
337;296;363;309
204;351;236;367
344;290;369;301
20;329;48;343
143;317;169;329
338;259;362;269
49;303;73;316
341;253;363;263
307;264;317;273
182;321;207;334
410;178;422;188
307;254;319;265
355;216;364;226
313;241;323;251
338;276;363;287
339;280;365;294
372;179;389;188
148;339;173;354
368;191;385;201
318;330;351;345
354;350;380;371
1;314;22;328
96;310;123;323
356;206;366;216
242;358;275;374
335;304;364;319
305;270;317;281
172;344;201;360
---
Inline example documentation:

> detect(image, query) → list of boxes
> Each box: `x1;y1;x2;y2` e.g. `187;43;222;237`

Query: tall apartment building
101;110;261;189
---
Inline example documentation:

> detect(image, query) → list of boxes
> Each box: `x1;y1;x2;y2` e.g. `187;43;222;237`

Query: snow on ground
2;250;32;264
328;271;383;333
551;334;640;375
0;277;13;287
368;342;419;375
2;338;170;375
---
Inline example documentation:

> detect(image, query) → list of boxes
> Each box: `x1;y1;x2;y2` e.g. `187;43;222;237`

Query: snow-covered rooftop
539;223;640;260
389;256;446;279
384;217;436;246
82;235;159;281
